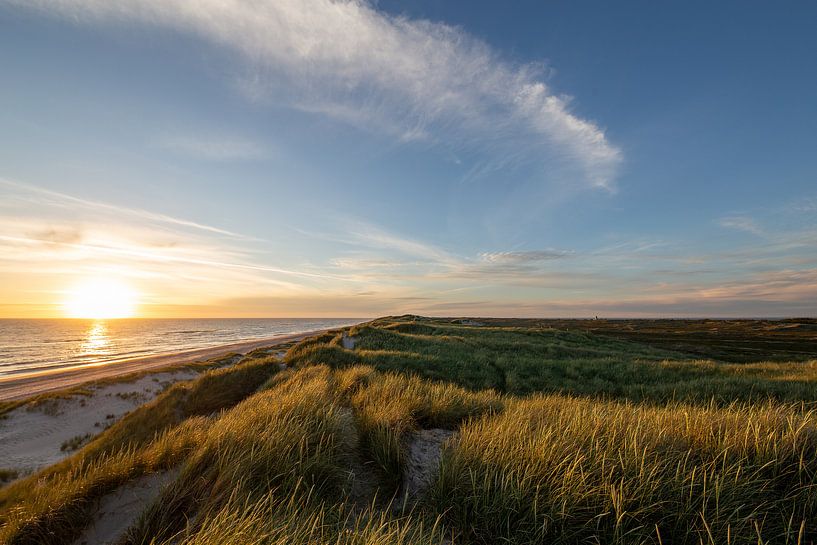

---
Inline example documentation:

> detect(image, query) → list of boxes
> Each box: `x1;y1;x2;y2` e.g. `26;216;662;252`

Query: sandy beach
0;329;325;481
0;329;324;402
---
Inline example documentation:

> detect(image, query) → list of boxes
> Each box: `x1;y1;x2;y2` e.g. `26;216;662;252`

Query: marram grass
2;318;817;545
434;395;817;544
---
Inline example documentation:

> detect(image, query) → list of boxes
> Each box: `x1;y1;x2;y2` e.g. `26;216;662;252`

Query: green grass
288;318;817;405
471;317;817;362
3;317;817;544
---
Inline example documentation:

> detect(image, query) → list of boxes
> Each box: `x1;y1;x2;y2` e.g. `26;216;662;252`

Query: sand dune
0;330;319;481
0;368;200;476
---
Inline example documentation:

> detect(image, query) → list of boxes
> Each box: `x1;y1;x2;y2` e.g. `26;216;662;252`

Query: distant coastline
0;328;333;402
0;318;364;377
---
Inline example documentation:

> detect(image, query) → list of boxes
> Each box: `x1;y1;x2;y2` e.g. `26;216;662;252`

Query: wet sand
0;330;323;402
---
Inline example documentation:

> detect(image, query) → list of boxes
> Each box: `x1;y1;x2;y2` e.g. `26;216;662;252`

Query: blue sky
1;0;816;318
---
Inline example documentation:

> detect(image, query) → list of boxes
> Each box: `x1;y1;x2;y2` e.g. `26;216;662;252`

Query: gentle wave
0;318;363;376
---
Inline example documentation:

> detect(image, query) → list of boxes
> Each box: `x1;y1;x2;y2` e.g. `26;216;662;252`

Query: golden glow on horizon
63;278;138;319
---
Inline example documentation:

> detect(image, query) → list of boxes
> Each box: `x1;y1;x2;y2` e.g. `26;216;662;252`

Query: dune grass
3;317;817;544
0;354;279;545
125;363;498;544
0;417;209;545
169;486;447;545
341;366;500;489
0;355;480;544
123;364;355;544
288;318;817;405
0;471;17;485
434;395;817;544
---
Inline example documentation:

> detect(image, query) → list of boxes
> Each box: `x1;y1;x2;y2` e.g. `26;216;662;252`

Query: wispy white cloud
157;134;267;160
718;215;764;236
330;256;408;270
343;222;460;266
3;183;817;316
13;0;621;190
480;250;573;263
319;219;586;285
692;268;817;301
0;178;250;239
310;214;817;308
786;196;817;214
0;180;362;315
307;218;461;268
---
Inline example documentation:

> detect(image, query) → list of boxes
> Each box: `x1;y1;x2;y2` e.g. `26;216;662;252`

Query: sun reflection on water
81;320;110;356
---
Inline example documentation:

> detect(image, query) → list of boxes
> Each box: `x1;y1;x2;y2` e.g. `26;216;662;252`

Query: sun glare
63;278;138;319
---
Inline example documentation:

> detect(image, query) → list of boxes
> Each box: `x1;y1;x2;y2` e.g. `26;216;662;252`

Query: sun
63;278;138;319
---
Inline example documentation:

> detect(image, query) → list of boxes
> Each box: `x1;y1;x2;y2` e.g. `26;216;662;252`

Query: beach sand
0;367;201;476
0;329;322;480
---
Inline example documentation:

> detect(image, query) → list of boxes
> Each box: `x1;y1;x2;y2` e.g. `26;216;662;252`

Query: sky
1;0;816;318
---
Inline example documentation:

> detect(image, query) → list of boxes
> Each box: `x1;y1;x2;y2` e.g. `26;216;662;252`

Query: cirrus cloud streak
13;0;621;189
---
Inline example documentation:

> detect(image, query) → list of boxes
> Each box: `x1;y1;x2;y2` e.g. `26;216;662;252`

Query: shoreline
0;329;325;402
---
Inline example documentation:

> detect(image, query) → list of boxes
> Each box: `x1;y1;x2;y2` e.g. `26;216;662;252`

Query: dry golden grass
172;485;447;545
435;395;817;544
3;318;817;544
346;367;500;487
0;356;277;545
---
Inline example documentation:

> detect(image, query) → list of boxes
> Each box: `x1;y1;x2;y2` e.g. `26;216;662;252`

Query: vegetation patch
434;395;817;544
472;317;817;362
289;319;817;405
0;470;18;485
60;433;92;452
0;353;280;545
3;318;817;544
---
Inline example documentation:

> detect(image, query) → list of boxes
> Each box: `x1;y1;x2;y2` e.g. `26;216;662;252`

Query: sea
0;318;364;377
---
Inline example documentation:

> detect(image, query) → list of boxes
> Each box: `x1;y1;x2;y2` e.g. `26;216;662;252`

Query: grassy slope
0;355;279;544
288;318;817;404
2;318;817;544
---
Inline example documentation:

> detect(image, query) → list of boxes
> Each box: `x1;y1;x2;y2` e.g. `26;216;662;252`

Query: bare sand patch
73;468;180;545
398;428;454;509
341;333;357;350
0;368;199;477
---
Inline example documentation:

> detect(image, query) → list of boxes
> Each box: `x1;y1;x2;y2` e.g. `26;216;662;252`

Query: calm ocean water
0;318;363;377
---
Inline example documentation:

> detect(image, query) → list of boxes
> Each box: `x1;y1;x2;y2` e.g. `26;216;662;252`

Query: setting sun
63;278;138;319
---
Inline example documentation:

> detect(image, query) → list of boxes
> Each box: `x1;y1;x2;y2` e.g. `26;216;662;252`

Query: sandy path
0;330;324;402
73;468;181;545
397;428;454;510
